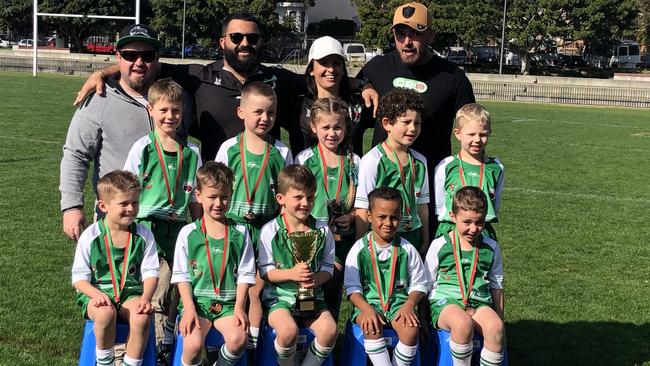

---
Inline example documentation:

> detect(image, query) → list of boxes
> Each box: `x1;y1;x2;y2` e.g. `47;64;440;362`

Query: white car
343;43;366;63
18;39;34;47
0;36;8;48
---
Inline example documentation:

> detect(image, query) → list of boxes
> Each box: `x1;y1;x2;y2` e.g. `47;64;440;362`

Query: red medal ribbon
239;133;271;210
153;132;183;207
202;218;229;296
383;141;415;218
368;233;398;313
316;143;344;201
457;151;484;189
102;220;133;303
451;231;479;305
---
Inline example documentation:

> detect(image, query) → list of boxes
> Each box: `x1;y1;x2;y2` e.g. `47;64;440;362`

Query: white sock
449;339;473;366
248;326;260;349
301;339;333;366
480;347;503;366
95;347;115;366
122;355;142;366
391;341;418;366
162;318;175;345
181;360;201;366
363;338;391;366
214;344;244;366
274;340;296;366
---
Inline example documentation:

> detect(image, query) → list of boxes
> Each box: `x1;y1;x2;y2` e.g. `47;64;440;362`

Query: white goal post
32;0;141;76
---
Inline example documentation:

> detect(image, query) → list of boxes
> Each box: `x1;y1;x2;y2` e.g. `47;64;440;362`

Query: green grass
1;71;649;365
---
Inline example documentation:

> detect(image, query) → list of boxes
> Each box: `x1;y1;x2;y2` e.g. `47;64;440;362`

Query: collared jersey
258;216;335;308
170;220;256;303
344;233;428;319
161;60;304;162
295;146;360;227
71;221;160;301
124;133;202;221
425;233;504;307
215;134;293;220
354;144;430;232
434;155;505;223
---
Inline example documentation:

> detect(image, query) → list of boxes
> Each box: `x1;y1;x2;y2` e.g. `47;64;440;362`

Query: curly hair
377;88;425;125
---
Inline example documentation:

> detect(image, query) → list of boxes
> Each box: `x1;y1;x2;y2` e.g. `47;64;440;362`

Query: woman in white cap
286;36;369;156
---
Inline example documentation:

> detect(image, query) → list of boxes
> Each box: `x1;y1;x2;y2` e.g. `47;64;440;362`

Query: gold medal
209;302;223;314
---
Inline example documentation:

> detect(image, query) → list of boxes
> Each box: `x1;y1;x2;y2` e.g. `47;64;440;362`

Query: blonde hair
97;170;141;201
196;161;234;191
309;97;357;210
148;77;183;106
455;103;491;132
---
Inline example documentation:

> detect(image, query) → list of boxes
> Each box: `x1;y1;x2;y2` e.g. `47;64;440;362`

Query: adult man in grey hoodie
59;24;162;241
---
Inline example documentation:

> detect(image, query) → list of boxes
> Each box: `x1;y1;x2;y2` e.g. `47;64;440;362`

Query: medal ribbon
316;143;344;201
368;233;398;313
383;141;415;218
202;217;230;296
240;133;271;210
152;132;183;207
451;230;479;305
102;220;133;303
457;152;484;189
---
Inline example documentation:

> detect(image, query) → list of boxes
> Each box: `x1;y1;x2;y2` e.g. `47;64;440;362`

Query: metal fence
0;56;112;75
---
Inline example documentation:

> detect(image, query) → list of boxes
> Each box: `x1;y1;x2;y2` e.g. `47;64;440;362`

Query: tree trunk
520;53;530;75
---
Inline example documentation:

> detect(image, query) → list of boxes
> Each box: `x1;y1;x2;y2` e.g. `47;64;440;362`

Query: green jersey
71;221;160;303
124;133;202;221
344;233;428;320
355;144;430;232
170;220;256;303
258;215;335;308
434;155;505;223
295;146;360;224
425;233;504;307
215;134;293;222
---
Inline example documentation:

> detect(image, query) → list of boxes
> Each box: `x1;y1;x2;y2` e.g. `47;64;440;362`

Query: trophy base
295;297;316;318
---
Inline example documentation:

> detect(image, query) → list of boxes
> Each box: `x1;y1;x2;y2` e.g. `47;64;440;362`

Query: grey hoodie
59;78;152;211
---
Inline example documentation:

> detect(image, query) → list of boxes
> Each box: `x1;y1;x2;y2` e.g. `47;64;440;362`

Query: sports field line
506;186;650;204
0;135;61;145
499;117;644;129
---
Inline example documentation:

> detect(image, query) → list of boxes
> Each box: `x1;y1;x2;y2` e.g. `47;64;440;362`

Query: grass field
0;70;649;365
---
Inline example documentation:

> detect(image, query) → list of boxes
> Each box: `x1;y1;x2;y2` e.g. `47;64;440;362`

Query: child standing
72;170;160;366
355;88;430;255
344;187;428;366
171;162;257;366
258;165;337;366
123;78;203;353
215;81;293;350
426;186;505;366
433;103;504;240
295;97;360;320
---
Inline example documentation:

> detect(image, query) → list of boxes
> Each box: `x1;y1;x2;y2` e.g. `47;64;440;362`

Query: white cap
308;36;345;64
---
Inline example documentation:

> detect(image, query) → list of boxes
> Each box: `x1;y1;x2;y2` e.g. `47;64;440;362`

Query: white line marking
499;117;643;129
506;187;650;204
0;135;60;145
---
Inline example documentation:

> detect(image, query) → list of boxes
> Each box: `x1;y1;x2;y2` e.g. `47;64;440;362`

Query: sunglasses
119;50;157;63
226;33;260;45
393;27;424;43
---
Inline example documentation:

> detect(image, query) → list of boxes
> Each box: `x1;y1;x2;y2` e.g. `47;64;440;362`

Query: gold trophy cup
287;229;322;318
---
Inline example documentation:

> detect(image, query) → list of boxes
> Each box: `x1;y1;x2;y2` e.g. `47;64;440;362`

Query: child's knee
317;324;338;346
449;313;474;338
274;321;299;345
182;332;204;358
92;306;117;326
399;326;419;346
130;313;151;331
483;319;505;344
224;327;248;350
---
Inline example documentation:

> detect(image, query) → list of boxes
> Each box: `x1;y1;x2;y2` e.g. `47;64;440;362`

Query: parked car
609;40;640;68
343;43;366;63
471;46;500;66
84;36;116;54
0;36;8;48
446;47;469;65
18;39;35;47
558;54;586;68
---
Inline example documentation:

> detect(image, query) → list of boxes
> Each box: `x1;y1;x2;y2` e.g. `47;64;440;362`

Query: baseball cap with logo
116;24;161;50
391;2;431;32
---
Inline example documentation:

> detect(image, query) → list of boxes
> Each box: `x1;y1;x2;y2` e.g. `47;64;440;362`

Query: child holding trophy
258;165;338;366
295;97;360;320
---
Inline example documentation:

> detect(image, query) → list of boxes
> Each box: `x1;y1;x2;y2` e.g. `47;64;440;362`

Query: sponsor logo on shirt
183;184;193;193
128;264;137;276
214;77;222;86
467;171;479;178
392;77;428;93
247;162;259;168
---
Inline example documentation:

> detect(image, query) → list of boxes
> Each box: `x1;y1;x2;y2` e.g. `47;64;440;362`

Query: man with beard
355;2;475;238
60;24;167;242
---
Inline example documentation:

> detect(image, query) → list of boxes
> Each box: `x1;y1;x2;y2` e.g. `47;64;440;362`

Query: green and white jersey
170;220;256;303
295;146;360;223
71;221;160;300
258;216;335;308
215;134;293;221
425;233;503;307
354;144;430;232
124;133;202;221
344;233;428;319
434;155;505;223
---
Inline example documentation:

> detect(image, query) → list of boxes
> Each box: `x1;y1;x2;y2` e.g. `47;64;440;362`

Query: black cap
116;24;161;50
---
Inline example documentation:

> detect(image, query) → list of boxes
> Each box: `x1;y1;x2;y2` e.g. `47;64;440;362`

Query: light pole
181;0;186;59
499;0;507;74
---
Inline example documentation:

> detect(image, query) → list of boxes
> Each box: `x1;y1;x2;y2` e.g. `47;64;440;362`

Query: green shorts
398;228;422;250
266;299;328;319
137;217;186;261
180;299;235;322
434;221;497;241
350;302;401;325
77;289;141;318
429;298;489;330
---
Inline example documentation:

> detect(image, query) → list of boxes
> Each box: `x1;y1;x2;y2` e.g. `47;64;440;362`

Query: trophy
286;229;323;318
326;200;345;241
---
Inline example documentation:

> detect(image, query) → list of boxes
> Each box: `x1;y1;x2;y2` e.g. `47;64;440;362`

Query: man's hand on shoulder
63;208;86;242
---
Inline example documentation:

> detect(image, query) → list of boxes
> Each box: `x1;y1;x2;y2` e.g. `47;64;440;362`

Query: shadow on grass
507;320;650;365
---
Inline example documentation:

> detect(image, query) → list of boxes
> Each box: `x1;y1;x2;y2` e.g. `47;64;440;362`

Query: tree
638;0;650;48
0;0;32;39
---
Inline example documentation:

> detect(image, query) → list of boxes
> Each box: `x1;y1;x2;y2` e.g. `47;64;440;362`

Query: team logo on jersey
233;265;238;275
247;162;259;168
394;280;406;290
392;77;428;93
416;191;421;198
142;172;151;182
91;265;97;273
190;259;202;278
467;171;479;178
448;184;455;192
214;77;222;86
183;184;193;193
212;247;223;254
435;298;447;306
128;264;137;276
327;175;337;182
275;261;283;269
269;183;276;193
